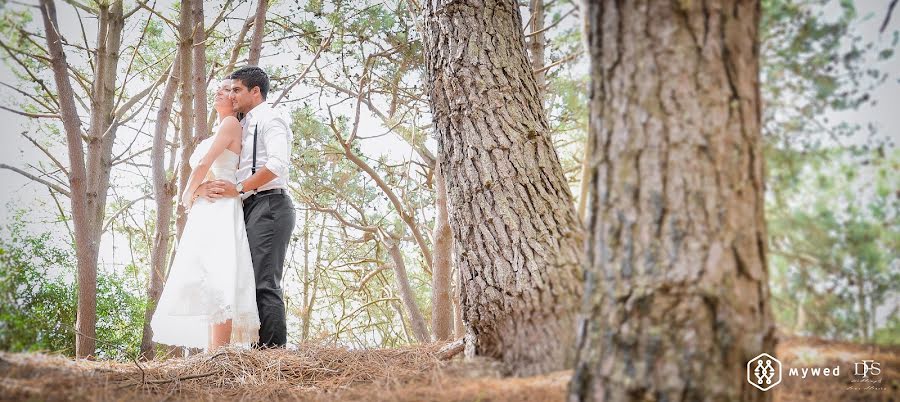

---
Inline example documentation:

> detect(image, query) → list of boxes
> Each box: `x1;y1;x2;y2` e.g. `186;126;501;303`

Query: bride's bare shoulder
219;116;242;136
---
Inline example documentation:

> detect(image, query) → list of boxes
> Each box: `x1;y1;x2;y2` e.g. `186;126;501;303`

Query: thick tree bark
431;161;453;341
174;0;194;240
569;1;775;401
385;237;431;343
247;0;268;65
139;53;181;361
422;0;585;375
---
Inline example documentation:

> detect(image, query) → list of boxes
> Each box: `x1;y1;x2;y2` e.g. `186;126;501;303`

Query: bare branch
0;163;71;197
882;0;898;33
103;194;151;232
23;133;69;176
0;105;60;119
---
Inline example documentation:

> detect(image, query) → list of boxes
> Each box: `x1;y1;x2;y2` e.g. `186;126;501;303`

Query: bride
150;79;260;350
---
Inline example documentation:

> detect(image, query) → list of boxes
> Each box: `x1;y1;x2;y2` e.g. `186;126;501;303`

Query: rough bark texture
569;1;775;401
431;161;453;341
40;0;125;358
422;0;585;375
247;0;268;66
139;54;181;361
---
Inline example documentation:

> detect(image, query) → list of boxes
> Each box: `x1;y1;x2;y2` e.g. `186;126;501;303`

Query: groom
198;66;295;348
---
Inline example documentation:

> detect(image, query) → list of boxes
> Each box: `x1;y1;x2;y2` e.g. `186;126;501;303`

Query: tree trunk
139;53;181;361
39;0;94;358
452;263;465;339
569;1;775;401
192;0;208;141
431;161;453;341
247;0;268;65
174;0;194;240
527;0;546;95
40;0;126;358
385;238;431;343
422;0;585;375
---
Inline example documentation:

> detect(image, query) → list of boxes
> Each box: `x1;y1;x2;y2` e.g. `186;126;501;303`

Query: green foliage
762;0;898;344
0;213;148;359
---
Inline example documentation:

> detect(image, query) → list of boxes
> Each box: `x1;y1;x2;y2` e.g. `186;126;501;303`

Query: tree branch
0;163;71;197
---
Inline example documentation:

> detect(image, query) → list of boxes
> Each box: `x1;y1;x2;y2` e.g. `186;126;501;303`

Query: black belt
243;188;287;204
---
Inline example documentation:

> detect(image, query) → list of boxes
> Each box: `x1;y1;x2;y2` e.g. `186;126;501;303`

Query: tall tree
247;0;268;65
174;0;195;240
37;0;133;358
139;53;181;360
422;0;585;375
569;1;775;401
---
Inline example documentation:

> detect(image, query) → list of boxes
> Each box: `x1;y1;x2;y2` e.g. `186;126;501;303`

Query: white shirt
236;102;293;200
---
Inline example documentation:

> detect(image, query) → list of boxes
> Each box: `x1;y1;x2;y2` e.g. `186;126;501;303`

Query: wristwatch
236;182;245;194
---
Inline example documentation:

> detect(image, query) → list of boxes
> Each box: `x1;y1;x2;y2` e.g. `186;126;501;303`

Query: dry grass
0;338;896;401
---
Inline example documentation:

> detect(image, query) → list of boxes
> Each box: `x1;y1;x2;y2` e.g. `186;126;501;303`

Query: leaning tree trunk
569;1;775;401
385;237;431;343
247;0;268;65
422;0;585;376
431;161;453;341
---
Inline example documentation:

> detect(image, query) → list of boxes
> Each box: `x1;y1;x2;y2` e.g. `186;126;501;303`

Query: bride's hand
181;191;196;211
195;181;222;202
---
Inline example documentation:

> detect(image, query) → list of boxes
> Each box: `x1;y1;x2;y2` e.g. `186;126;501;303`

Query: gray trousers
243;191;295;347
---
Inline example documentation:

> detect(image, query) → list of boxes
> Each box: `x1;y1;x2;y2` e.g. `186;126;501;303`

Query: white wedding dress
151;133;260;349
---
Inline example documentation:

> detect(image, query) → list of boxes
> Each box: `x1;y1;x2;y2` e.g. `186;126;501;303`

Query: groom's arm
207;115;291;198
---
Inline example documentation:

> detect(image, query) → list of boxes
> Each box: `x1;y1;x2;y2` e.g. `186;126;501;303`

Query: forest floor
0;337;896;401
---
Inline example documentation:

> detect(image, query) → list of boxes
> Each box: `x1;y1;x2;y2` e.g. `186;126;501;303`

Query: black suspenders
252;124;258;174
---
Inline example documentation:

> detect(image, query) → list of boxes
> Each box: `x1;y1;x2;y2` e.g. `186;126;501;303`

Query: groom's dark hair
228;66;270;100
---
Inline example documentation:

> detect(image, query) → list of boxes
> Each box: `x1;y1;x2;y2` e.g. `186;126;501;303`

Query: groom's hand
211;180;239;198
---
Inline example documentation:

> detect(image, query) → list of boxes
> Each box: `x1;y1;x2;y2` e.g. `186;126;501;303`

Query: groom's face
230;79;258;113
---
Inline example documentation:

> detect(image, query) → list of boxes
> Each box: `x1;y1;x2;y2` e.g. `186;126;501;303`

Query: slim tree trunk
452;264;465;339
247;0;267;65
39;0;94;358
192;0;208;141
40;0;126;358
528;0;546;95
431;162;453;341
570;1;775;401
175;0;194;240
385;237;431;343
422;0;585;375
139;54;181;360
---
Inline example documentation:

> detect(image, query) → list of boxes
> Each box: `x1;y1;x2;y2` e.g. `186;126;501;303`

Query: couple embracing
150;66;295;350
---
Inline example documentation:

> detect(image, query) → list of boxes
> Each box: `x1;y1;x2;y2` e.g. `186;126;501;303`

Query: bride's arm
182;116;242;208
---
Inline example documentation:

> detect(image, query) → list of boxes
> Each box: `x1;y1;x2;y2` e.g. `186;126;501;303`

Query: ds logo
854;360;881;378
